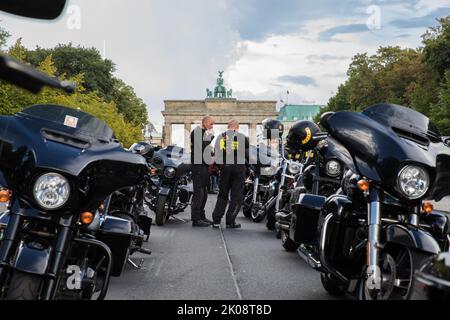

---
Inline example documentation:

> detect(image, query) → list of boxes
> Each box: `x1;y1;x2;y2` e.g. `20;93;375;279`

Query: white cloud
1;0;443;132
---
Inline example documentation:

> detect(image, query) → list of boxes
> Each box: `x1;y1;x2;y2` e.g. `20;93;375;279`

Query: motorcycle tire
5;271;41;300
276;229;282;239
281;230;299;252
242;203;252;218
155;195;168;226
251;206;265;222
265;207;276;230
320;273;346;297
357;247;431;300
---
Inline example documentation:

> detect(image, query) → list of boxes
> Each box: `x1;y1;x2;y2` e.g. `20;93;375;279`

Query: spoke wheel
358;247;431;300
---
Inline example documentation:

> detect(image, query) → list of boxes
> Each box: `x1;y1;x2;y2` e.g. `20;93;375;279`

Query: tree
0;27;10;51
0;40;143;147
422;16;450;83
25;44;148;130
111;78;148;128
25;43;116;100
430;70;450;135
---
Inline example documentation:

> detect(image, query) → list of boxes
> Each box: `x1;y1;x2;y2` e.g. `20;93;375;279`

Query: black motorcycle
276;133;350;251
147;146;192;226
243;145;280;224
0;104;148;299
283;104;450;300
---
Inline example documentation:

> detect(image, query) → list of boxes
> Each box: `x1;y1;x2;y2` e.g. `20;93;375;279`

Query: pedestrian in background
190;115;215;227
208;160;220;194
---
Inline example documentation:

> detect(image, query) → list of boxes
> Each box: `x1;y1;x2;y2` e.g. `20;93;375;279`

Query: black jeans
212;165;246;225
191;165;209;221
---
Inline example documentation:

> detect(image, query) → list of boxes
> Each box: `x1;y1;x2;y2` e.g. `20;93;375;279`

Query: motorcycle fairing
0;105;147;210
322;107;450;200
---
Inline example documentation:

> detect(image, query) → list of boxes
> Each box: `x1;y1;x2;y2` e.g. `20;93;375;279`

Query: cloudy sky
1;0;449;131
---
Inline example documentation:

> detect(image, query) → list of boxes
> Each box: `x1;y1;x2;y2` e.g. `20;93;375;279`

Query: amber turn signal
150;168;157;176
357;180;370;192
0;190;11;203
422;202;434;214
80;212;94;225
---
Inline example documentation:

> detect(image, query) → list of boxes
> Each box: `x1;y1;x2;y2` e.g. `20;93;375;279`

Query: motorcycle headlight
397;165;430;200
33;173;71;210
164;167;176;179
260;166;278;176
288;162;301;175
326;160;341;177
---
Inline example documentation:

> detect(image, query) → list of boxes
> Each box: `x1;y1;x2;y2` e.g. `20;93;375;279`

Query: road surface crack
219;227;243;300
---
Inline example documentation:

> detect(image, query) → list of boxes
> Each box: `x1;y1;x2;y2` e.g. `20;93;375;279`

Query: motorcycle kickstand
127;258;145;269
170;215;187;223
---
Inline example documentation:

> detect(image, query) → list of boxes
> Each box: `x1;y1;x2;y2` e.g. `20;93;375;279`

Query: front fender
385;224;441;254
14;241;52;275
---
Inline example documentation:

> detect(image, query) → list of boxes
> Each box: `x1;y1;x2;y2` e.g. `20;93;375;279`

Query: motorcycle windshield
322;105;450;200
0;104;146;194
153;147;192;177
19;104;114;142
362;104;442;143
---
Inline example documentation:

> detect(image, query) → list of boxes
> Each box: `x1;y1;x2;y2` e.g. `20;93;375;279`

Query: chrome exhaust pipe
275;221;289;231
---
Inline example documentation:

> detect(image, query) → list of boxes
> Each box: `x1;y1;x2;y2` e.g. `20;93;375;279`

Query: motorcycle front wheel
321;273;346;297
357;246;431;300
155;195;168;226
5;271;41;300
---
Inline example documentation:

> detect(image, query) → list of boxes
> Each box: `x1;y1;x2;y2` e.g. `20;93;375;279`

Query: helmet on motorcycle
262;118;284;139
286;120;320;152
129;142;154;160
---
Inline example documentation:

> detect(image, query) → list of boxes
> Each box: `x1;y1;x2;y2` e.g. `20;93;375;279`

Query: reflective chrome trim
275;161;288;212
366;200;382;290
408;214;419;227
252;176;259;204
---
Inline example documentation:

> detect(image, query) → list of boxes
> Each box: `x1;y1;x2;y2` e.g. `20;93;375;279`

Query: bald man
190;116;215;227
211;119;250;229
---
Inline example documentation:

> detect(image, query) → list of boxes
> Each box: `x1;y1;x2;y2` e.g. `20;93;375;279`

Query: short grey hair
228;119;239;129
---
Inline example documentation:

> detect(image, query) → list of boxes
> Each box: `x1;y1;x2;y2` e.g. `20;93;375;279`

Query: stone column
163;123;172;147
184;122;191;152
250;122;258;146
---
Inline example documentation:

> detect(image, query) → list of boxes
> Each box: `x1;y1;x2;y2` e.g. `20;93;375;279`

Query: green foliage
24;43;148;130
321;15;449;135
430;70;450;135
422;16;450;83
112;78;148;127
25;43;116;99
0;37;144;147
0;27;10;51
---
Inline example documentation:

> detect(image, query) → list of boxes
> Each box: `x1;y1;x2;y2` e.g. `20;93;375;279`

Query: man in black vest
212;119;249;229
190;116;215;227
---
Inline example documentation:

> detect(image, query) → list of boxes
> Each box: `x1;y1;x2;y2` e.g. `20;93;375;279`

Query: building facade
277;104;323;133
161;72;278;151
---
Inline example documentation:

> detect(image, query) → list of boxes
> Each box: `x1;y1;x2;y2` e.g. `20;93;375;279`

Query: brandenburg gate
161;72;278;151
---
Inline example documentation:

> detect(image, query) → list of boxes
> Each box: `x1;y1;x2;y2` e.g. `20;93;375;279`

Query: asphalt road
0;197;449;300
106;194;334;300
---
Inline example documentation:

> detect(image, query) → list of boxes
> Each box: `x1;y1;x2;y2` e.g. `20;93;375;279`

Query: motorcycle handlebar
0;55;76;94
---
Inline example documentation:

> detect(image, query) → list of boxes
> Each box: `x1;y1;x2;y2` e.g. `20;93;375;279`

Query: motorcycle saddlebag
98;216;133;276
291;194;326;244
